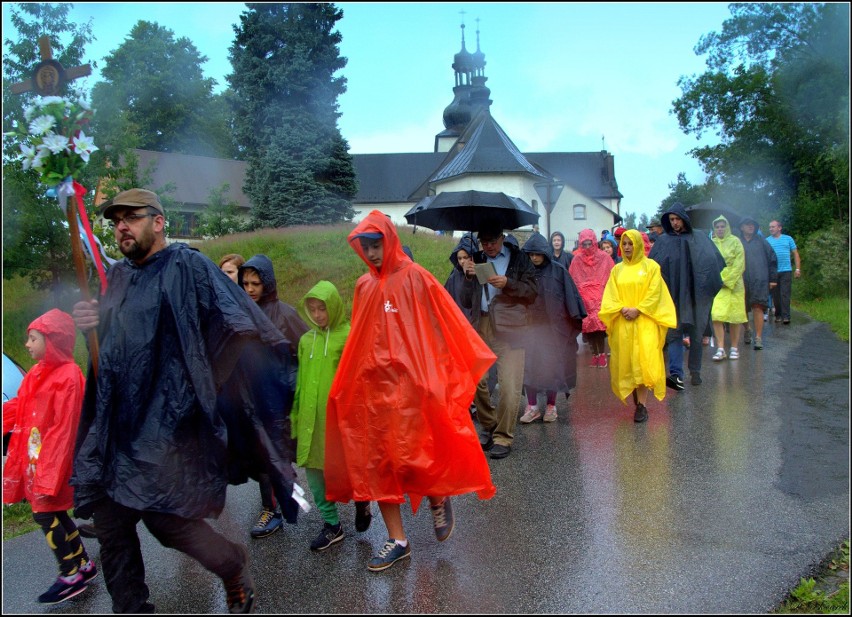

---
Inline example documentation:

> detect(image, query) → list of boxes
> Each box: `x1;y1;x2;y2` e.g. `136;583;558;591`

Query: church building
112;24;623;245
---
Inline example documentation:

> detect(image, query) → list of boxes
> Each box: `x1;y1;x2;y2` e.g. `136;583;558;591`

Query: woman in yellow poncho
709;215;747;361
598;229;677;422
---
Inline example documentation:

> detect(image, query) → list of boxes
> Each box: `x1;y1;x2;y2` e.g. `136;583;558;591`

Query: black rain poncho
738;218;778;308
444;235;482;327
648;203;725;338
72;243;299;522
520;232;587;392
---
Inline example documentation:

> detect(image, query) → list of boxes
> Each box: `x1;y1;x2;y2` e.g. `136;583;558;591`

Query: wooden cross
9;35;91;96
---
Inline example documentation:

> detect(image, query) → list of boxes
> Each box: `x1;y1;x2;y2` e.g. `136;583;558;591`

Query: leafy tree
657;172;715;217
2;3;97;295
673;3;849;238
622;212;636;230
228;3;358;227
90;20;237;158
196;183;250;238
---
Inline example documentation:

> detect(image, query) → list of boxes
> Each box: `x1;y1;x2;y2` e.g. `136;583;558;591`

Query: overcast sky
3;2;734;219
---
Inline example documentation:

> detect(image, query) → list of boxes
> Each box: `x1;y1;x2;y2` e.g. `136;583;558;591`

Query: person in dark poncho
648;202;725;389
549;231;573;268
444;234;481;327
517;232;586;424
737;217;778;350
238;254;309;539
71;189;299;614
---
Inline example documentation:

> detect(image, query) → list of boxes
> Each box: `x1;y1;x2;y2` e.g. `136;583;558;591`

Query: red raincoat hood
28;309;77;366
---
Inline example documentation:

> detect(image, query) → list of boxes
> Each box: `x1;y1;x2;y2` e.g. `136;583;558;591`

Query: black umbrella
684;201;742;231
404;190;540;232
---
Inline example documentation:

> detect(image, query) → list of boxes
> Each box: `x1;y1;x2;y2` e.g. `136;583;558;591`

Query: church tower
435;21;492;153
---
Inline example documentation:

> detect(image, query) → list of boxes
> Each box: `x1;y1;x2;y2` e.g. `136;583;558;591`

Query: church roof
429;109;549;183
526;152;624;200
351;152;445;203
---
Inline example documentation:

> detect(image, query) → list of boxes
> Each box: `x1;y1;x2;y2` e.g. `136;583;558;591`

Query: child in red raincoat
2;309;97;604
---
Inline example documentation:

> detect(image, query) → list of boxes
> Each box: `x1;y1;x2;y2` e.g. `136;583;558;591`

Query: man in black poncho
71;189;298;614
648;202;725;389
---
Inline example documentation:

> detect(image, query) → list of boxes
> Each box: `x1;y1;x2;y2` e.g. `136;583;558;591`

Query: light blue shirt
765;234;797;272
481;244;511;312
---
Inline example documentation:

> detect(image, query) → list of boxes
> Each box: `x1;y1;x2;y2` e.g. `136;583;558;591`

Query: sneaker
783;319;790;325
354;501;372;532
691;372;702;385
543;404;558;422
78;558;98;583
367;539;411;572
589;354;599;367
310;522;344;552
430;497;455;542
743;329;752;344
666;374;685;391
37;572;88;604
598;354;608;368
250;508;283;539
763;313;768;321
633;404;648;423
753;336;763;350
729;347;739;360
712;348;726;361
489;444;512;459
223;562;255;614
774;317;782;323
519;405;541;424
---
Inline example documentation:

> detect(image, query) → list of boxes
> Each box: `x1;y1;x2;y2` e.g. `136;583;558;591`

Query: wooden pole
66;204;99;375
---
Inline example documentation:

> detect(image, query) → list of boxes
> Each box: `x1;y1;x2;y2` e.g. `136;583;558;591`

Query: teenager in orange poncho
325;210;497;572
3;309;96;603
598;230;677;423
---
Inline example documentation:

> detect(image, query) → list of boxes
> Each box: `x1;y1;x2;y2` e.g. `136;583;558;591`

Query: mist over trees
671;3;849;240
228;3;357;228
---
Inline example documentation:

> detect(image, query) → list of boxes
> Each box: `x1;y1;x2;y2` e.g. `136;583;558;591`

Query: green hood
298;280;346;332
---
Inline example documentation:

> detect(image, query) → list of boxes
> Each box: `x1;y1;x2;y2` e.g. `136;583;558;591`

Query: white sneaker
519;405;541;424
543;405;558;422
729;347;739;360
712;348;727;361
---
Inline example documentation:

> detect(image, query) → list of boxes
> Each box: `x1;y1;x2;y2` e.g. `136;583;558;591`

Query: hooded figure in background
549;230;573;268
569;228;615;367
518;232;586;423
648;202;725;388
444;234;481;327
738;216;778;350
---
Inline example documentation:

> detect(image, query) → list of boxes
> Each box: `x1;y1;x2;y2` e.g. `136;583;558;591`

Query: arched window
573;204;586;220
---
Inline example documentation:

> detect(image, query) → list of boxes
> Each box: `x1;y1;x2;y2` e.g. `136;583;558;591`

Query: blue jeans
665;325;703;378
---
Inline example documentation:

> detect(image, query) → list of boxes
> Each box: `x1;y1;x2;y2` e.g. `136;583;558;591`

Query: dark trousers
33;510;88;577
771;271;793;320
93;497;246;613
665;324;703;377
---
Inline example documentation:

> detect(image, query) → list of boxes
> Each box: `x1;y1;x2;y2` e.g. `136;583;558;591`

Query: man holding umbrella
463;219;538;459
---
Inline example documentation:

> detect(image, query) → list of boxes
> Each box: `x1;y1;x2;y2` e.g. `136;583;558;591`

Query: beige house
112;25;622;246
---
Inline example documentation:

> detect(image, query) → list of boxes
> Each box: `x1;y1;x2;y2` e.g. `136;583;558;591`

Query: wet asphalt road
2;312;849;614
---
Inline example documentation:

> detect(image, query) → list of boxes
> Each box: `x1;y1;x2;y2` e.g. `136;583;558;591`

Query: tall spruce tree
228;3;357;227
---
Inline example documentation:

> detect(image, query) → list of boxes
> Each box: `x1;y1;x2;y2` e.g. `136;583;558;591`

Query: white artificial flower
41;132;70;155
32;146;51;170
38;96;65;107
72;130;98;162
19;143;36;171
24;104;37;121
28;114;56;136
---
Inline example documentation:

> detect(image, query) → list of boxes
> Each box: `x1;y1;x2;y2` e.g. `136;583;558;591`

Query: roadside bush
796;226;849;300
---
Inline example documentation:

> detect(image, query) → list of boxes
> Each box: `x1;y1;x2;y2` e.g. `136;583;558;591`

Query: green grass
2;226;849;615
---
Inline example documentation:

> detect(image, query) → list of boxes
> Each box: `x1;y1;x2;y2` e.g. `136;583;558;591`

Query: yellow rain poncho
710;215;748;324
599;230;677;402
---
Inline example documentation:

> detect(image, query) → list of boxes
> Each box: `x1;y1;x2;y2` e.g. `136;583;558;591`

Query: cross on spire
10;35;91;96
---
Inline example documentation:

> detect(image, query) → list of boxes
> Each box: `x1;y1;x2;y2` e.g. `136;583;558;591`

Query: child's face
25;329;46;361
528;252;546;266
305;297;329;328
360;238;384;270
242;269;264;303
601;243;613;256
220;261;240;284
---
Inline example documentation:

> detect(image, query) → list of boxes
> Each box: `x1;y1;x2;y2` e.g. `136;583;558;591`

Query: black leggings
587;331;607;355
33;510;89;577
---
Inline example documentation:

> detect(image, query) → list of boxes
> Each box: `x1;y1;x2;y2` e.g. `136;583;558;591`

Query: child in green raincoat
291;281;372;551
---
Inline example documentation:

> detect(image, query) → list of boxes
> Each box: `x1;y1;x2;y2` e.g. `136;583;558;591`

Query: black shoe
774;317;782;323
633;404;648;423
77;523;97;539
224;556;256;614
666;374;685;391
354;501;372;533
783;319;790;324
489;444;511;459
691;372;702;385
479;432;494;451
310;523;344;552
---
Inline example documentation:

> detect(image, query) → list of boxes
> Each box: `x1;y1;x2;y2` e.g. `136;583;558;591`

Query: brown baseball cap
102;188;164;220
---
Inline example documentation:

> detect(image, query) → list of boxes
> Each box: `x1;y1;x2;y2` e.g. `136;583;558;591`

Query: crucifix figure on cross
10;35;91;96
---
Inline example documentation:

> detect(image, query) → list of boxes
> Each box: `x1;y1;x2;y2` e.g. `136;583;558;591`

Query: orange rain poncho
598;230;677;402
3;309;85;512
324;211;497;512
